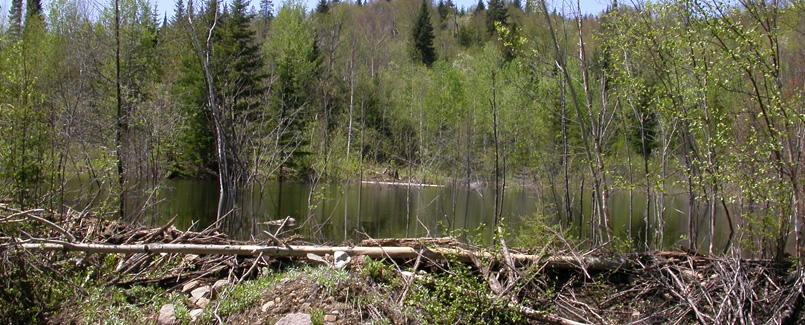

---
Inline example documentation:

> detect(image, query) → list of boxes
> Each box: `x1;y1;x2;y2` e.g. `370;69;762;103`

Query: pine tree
7;0;23;39
411;0;436;67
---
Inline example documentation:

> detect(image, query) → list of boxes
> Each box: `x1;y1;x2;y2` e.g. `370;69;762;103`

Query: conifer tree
411;0;436;67
7;0;23;39
219;0;265;115
173;0;185;24
259;0;273;20
316;0;329;14
474;0;485;13
486;0;507;35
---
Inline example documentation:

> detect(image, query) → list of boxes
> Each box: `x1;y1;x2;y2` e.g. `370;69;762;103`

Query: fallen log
16;241;632;271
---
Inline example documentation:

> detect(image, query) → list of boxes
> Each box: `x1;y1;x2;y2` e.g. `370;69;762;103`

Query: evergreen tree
173;0;185;24
486;0;507;35
474;0;485;13
26;0;43;18
316;0;329;14
7;0;23;39
218;0;266;115
265;2;321;174
437;0;449;23
411;0;436;67
259;0;273;20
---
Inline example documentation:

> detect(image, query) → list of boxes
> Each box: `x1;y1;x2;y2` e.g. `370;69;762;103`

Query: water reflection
88;179;733;250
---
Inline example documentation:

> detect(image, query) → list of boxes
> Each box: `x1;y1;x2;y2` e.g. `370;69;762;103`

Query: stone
157;304;176;325
333;251;351;269
189;309;204;322
274;297;281;304
261;301;275;313
274;313;312;325
182;280;201;293
323;314;337;322
190;286;211;300
194;297;210;309
211;279;231;296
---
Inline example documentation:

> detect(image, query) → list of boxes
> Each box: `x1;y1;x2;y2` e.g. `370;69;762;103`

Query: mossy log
18;241;631;271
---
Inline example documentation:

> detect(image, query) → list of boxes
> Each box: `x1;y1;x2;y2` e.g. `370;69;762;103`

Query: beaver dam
1;205;803;324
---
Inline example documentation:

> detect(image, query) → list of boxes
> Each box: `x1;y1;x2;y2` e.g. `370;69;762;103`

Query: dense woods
1;0;805;261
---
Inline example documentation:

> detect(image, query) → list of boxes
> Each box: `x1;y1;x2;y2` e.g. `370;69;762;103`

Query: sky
0;0;611;27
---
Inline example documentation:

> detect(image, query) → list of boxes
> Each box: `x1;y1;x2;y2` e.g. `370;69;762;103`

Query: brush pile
1;205;804;324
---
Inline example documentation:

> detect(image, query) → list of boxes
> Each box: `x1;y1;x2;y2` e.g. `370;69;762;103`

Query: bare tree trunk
490;70;501;229
185;4;234;221
115;0;127;219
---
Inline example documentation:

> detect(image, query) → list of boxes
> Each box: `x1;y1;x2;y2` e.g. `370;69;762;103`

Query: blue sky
1;0;611;27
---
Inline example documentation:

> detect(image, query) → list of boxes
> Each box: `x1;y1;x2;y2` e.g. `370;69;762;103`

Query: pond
80;179;735;251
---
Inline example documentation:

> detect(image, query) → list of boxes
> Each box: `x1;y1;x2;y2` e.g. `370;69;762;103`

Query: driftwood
17;241;630;271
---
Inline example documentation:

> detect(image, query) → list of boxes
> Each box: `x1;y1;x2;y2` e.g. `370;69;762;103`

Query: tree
411;0;436;67
7;0;23;39
259;0;273;19
486;0;507;35
316;0;329;14
475;0;485;13
265;0;321;176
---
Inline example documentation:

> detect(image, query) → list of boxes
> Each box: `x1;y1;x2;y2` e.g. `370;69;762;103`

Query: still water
94;179;734;250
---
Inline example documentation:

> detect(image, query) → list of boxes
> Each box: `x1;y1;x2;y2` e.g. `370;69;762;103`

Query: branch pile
1;205;804;323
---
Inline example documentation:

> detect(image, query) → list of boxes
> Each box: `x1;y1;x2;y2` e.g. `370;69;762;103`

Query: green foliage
408;260;521;324
411;0;437;67
0;37;52;208
210;271;285;318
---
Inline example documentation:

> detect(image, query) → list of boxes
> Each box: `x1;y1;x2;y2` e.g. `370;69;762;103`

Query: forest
1;0;805;261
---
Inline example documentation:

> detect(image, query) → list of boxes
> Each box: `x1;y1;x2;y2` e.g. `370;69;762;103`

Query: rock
157;304;176;325
274;297;281;304
323;314;337;322
261;301;275;313
189;309;204;322
274;313;312;325
194;297;210;309
333;251;351;269
306;253;328;265
211;280;231;296
191;286;211;300
182;280;201;293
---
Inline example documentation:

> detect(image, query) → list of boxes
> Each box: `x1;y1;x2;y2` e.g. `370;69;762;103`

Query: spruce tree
411;0;436;67
219;0;266;115
316;0;329;14
259;0;273;20
172;0;186;24
474;0;485;13
486;0;507;35
7;0;23;39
